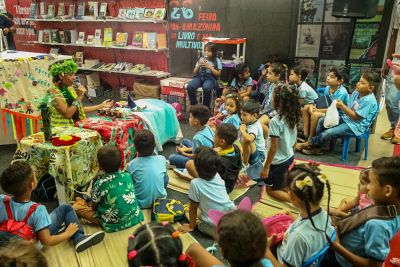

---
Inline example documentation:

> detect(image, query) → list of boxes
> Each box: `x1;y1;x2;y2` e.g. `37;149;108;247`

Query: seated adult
48;60;113;128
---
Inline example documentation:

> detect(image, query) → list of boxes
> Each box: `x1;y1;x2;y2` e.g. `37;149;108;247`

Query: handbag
262;214;294;245
152;199;189;223
314;94;332;109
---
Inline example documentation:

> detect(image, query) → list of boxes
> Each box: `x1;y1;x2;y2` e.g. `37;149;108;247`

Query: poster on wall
349;62;374;93
296;24;322;58
350;23;380;61
319;23;353;60
294;58;319;88
324;0;351;22
317;59;345;87
298;0;324;23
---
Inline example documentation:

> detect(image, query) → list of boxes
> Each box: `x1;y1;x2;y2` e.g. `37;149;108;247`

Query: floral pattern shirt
91;171;143;232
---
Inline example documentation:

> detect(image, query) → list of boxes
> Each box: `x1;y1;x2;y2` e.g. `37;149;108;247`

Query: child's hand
260;166;270;180
239;124;247;133
65;223;79;237
176;145;187;154
335;100;345;109
267;234;277;249
261;67;268;77
178;223;194;233
329;208;349;218
213;147;222;153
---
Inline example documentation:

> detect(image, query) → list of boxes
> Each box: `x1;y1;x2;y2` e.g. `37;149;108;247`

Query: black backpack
32;174;56;201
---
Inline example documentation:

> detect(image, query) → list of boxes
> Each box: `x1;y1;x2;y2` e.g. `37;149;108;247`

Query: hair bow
317;173;327;184
295;177;313;190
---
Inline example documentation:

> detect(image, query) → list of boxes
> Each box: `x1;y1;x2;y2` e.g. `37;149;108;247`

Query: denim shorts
249;149;265;165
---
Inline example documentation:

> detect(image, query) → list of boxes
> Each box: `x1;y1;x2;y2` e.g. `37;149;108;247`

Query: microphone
73;81;93;103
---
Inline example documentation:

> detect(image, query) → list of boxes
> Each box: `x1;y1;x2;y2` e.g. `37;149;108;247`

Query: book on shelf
135;8;145;19
69;29;78;44
104;28;113;42
67;4;75;18
39;1;46;18
37;30;43;42
94;29;102;45
42;29;51;43
29;3;38;19
59;30;65;43
118;8;127;19
51;30;61;43
83;59;100;68
146;32;157;49
98;3;107;18
126;8;135;20
57;2;65;18
75;52;84;67
153;8;166;20
157;33;167;49
132;31;143;47
143;8;155;19
115;32;128;47
77;32;85;44
86;35;94;45
87;2;98;17
142;32;148;48
75;2;85;19
47;4;55;19
49;48;60;55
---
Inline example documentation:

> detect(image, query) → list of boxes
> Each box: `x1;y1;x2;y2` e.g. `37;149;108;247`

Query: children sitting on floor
240;100;266;178
183;123;242;194
337;168;374;215
209;93;241;130
325;156;400;267
261;84;301;202
128;222;194;267
297;66;350;149
266;162;335;267
127;130;168;209
301;70;380;155
0;162;105;252
169;104;214;168
186;209;273;267
225;63;253;101
178;147;235;238
73;145;143;231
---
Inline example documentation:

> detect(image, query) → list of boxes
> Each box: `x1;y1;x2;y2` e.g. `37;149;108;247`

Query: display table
77;115;144;168
12;127;102;203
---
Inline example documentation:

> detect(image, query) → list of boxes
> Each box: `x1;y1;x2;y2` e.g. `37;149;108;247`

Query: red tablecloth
76;115;144;168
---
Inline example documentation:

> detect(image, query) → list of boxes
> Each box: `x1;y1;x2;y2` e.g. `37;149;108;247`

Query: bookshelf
78;66;170;79
26;18;167;24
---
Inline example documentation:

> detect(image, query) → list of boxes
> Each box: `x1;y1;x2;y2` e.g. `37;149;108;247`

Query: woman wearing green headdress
48;59;113;128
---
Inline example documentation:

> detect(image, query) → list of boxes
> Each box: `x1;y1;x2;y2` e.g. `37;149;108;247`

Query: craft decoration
51;135;81;146
40;103;52;142
208;197;252;226
49;59;78;77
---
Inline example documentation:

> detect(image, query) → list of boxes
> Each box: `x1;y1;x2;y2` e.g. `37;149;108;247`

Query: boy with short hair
303;70;380;155
127;129;168;209
0;162;104;252
240;100;266;178
169;104;214;168
73;145;143;232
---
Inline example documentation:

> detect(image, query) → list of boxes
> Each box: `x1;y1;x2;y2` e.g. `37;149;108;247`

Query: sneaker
392;136;400;144
295;141;310;152
173;168;193;180
302;146;323;155
75;231;105;253
381;128;395;140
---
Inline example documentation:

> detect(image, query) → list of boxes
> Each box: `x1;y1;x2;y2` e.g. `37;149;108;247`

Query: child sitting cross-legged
127;129;168;209
178;147;235;238
0;162;105;252
302;70;380;155
324;156;400;267
208;93;242;130
73;145;144;232
169;104;214;169
182;123;242;194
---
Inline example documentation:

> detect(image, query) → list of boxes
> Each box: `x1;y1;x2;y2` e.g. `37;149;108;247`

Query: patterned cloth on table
12;127;102;202
77;116;144;168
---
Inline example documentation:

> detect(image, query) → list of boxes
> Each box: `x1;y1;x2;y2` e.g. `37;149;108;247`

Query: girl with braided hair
266;161;335;267
260;84;301;202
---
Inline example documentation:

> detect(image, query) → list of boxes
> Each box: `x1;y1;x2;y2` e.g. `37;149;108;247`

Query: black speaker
332;0;379;18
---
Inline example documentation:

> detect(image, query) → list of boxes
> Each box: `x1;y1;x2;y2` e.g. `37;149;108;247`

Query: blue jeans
311;117;354;146
168;139;193;168
49;204;85;245
187;73;217;108
385;72;400;128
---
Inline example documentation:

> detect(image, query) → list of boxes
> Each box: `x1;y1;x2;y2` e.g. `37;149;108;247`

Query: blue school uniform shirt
127;155;168;209
266;115;297;165
188;174;235;224
342;91;378;136
245;120;266;156
196;57;222;75
192;125;214;152
0;195;51;234
277;209;335;267
323;85;349;115
260;83;276;115
336;215;400;267
212;259;273;267
299;81;318;104
222;113;241;129
231;77;253;94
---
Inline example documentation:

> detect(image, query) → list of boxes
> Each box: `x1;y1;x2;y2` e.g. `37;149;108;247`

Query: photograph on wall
298;0;324;23
296;24;322;58
324;0;351;23
350;23;380;61
294;58;319;88
319;23;353;60
318;60;345;87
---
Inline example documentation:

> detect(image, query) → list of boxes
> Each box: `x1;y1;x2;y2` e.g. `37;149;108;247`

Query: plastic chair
302;229;337;267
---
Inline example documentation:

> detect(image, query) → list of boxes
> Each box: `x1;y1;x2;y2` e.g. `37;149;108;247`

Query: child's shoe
75;231;105;252
173;168;193;180
381;128;395;140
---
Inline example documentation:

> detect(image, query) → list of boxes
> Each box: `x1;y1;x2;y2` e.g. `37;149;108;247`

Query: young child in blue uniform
225;63;253;101
303;70;380;155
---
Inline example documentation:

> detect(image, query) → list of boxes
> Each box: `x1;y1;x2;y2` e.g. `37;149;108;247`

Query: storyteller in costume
48;60;113;128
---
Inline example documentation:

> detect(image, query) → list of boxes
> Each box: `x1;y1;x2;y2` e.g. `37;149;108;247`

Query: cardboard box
160;77;192;97
133;82;160;98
